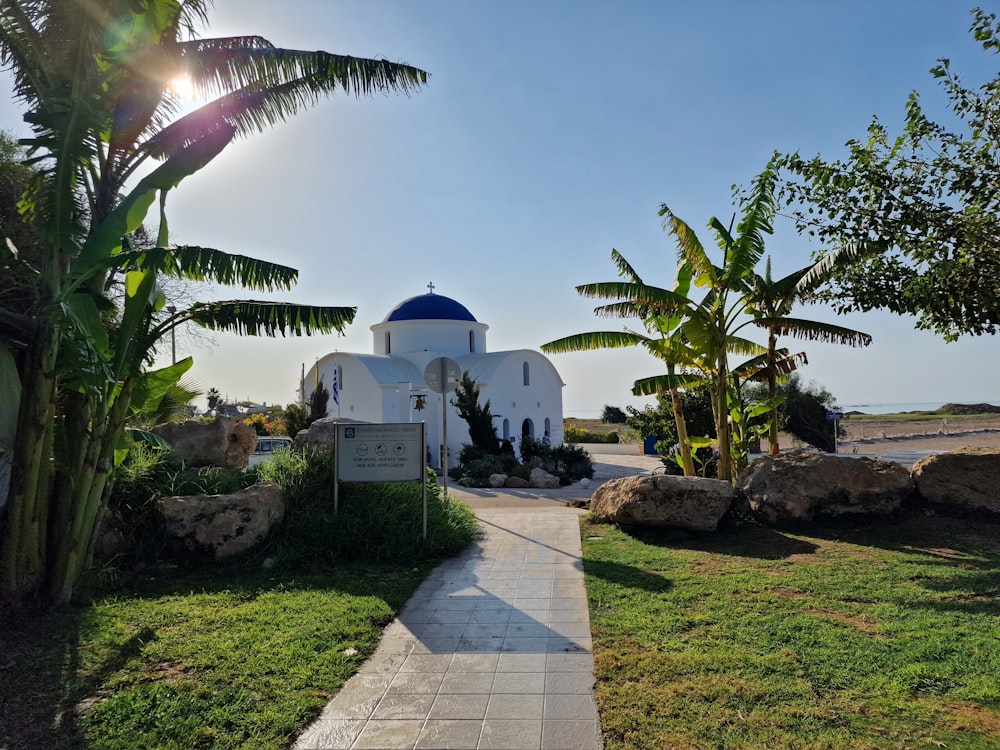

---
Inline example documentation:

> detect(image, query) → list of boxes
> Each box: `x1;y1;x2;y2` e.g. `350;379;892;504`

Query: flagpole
334;354;341;418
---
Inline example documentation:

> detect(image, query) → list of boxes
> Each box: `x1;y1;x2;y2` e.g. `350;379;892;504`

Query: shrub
552;444;595;484
108;445;260;563
259;450;479;563
563;425;619;443
601;405;627;423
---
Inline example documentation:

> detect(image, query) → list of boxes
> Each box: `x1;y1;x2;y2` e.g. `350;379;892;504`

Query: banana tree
746;258;872;454
542;251;704;476
0;0;427;604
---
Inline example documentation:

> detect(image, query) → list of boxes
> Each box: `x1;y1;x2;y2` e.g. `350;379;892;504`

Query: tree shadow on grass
584;559;674;594
0;605;156;750
622;523;820;560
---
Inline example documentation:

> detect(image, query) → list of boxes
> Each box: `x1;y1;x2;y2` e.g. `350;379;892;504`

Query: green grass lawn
1;563;429;750
582;514;1000;750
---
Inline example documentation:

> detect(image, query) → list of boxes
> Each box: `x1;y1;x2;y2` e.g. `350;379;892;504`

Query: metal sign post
826;410;844;453
423;356;461;497
334;422;428;540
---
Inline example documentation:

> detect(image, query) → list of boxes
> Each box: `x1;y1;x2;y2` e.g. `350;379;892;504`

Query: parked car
249;435;293;466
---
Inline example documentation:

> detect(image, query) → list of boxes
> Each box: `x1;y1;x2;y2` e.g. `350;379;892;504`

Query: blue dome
383;293;478;323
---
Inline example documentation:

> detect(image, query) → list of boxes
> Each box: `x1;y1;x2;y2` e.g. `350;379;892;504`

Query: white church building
302;288;565;470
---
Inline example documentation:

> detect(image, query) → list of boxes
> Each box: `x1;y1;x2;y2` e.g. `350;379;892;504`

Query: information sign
826;411;844;421
337;423;424;482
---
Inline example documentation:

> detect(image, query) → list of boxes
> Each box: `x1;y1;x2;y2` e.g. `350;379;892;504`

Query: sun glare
169;75;196;100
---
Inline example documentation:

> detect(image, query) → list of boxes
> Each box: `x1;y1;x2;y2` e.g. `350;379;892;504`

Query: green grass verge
1;563;430;750
583;515;1000;749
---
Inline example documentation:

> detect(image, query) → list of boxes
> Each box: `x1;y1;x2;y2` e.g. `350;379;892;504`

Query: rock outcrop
291;416;368;451
737;449;914;523
590;474;734;531
156;482;285;558
504;476;530;488
911;447;1000;513
529;467;561;489
152;416;257;469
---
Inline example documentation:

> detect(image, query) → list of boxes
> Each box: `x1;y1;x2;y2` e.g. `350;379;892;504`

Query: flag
332;365;340;405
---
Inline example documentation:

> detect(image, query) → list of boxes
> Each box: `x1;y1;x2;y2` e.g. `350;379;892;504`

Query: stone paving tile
415;720;484;749
352;719;423;749
479;719;543;750
541;719;604;750
293;510;603;749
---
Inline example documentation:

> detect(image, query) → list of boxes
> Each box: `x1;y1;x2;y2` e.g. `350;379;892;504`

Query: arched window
336;365;344;391
544;418;551;438
469;330;475;353
502;418;510;441
521;418;534;439
522;361;530;386
385;331;391;354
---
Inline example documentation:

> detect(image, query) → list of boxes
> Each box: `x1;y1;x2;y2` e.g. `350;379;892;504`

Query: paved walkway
294;447;665;750
294;508;603;750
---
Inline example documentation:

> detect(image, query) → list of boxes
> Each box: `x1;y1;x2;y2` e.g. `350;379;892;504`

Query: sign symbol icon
356;444;368;456
394;444;406;456
375;443;387;456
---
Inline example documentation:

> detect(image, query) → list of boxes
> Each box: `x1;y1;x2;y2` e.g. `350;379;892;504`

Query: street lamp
166;305;177;364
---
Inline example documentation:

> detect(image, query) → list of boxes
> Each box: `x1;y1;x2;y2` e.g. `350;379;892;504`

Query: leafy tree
0;0;427;605
774;8;1000;341
745;374;840;452
626;388;716;448
206;387;222;413
309;382;330;423
543;251;705;476
282;402;311;437
548;169;869;480
601;405;627;424
745;259;871;454
451;372;500;453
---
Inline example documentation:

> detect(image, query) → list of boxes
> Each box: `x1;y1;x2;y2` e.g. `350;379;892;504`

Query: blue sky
5;1;1000;414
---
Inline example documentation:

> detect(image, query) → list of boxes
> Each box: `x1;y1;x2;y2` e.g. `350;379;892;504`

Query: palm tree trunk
767;328;780;455
715;353;732;482
0;318;58;602
666;366;695;476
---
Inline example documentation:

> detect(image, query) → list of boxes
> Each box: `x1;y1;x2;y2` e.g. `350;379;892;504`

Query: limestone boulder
529;467;561;489
737;449;914;523
489;473;508;488
505;476;530;488
912;447;1000;513
152;416;257;469
291;416;369;451
590;474;734;532
156;482;285;558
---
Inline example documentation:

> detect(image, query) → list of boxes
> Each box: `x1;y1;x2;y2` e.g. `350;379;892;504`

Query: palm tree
746;259;872;454
0;0;428;604
653;171;779;481
543;251;703;476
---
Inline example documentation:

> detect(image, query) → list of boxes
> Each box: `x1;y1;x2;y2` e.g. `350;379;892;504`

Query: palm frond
592;301;645;319
576;281;690;310
185;300;355;336
752;317;873;347
141;50;428;161
730;169;777;279
145;246;299;291
541;330;648;354
660;207;718;288
610;248;643;284
795;240;887;293
632;371;709;396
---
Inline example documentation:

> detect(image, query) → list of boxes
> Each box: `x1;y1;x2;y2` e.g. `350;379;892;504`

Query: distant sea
566;400;1000;419
837;401;1000;414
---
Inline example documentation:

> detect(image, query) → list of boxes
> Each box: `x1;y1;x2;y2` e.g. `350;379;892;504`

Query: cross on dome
427;281;435;294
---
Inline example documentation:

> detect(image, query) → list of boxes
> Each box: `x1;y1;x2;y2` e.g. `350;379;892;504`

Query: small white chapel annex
302;286;565;470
